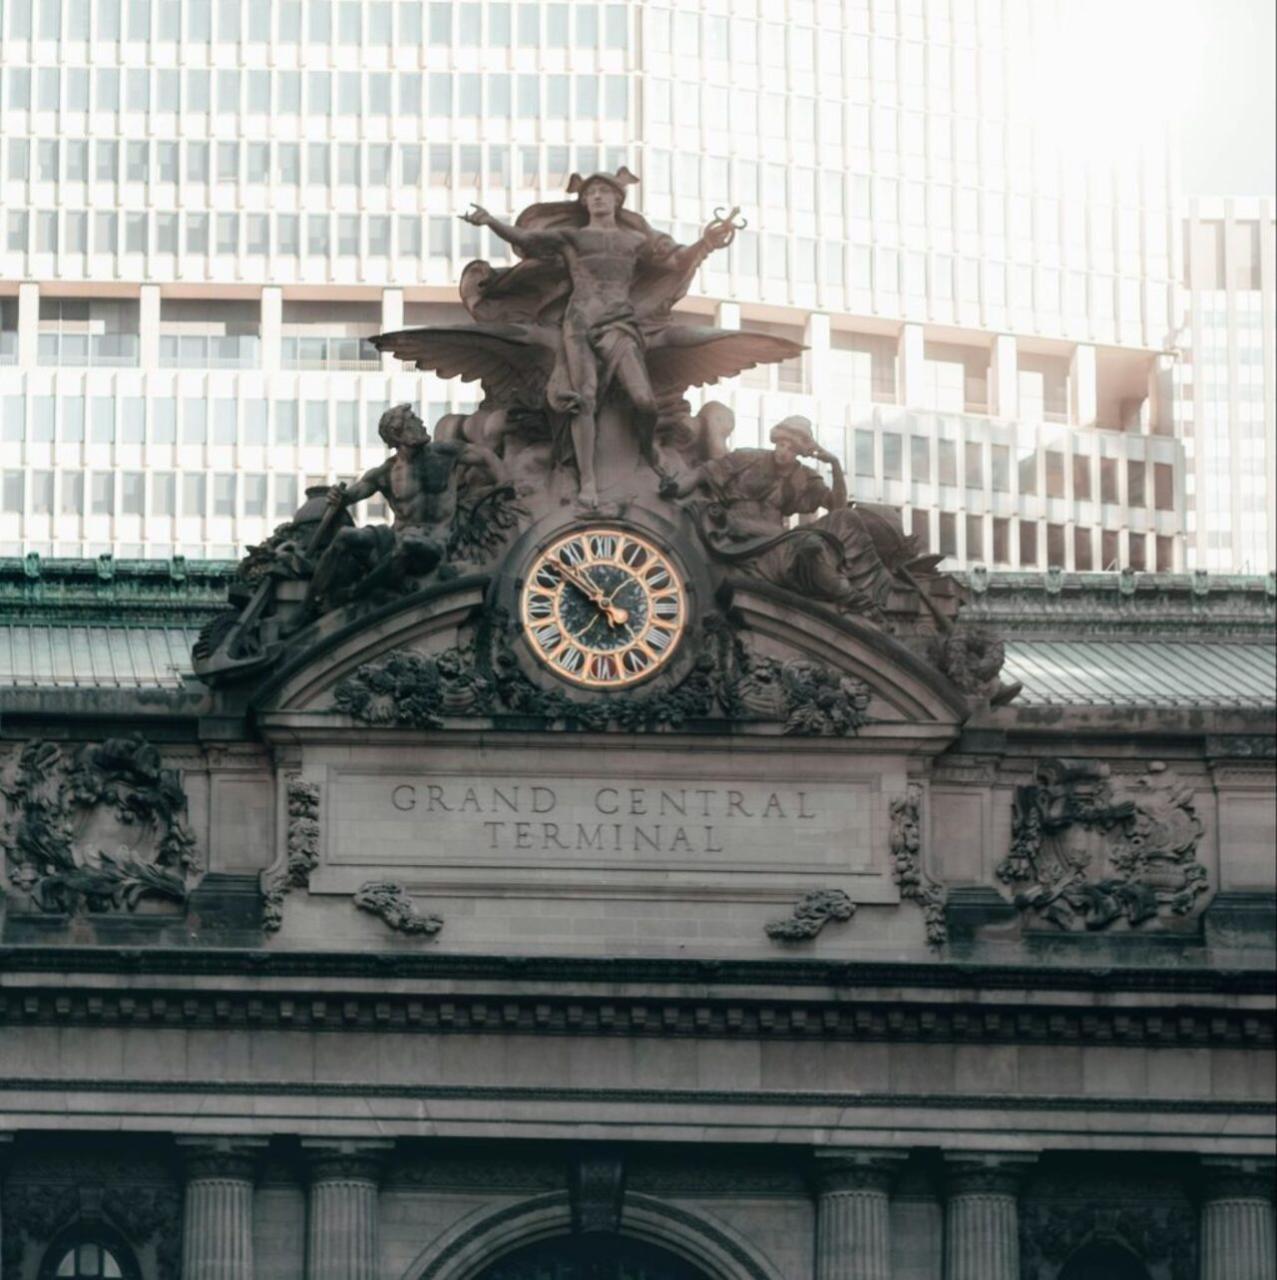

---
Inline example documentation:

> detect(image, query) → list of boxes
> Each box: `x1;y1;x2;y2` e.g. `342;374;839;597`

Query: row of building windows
4;0;629;50
852;433;1176;508
1;64;630;119
7;132;561;195
0;393;1177;512
1;394;418;446
2;466;305;519
1;500;1179;575
0;211;1168;334
3;137;630;191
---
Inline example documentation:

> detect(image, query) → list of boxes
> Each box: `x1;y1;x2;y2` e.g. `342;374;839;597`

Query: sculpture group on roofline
194;167;1018;706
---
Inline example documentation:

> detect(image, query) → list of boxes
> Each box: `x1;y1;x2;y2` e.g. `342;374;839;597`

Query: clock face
520;528;687;689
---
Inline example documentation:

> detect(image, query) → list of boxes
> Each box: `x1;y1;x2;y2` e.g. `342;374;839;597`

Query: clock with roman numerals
519;527;687;690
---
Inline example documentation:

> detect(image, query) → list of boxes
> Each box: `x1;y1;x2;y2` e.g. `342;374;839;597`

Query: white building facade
1178;196;1277;574
0;0;1221;572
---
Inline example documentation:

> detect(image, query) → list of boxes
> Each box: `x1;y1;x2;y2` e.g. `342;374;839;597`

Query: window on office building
1101;529;1120;570
38;299;141;367
1074;528;1093;570
1156;535;1174;572
938;512;957;558
992;517;1010;565
965;515;984;563
1128;535;1147;571
1153;462;1174;511
1046;523;1065;567
281;301;381;370
1019;521;1038;567
159;299;260;368
830;331;896;404
1127;459;1146;507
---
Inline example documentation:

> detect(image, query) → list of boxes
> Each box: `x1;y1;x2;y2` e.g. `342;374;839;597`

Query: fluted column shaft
0;1134;12;1260
943;1154;1034;1280
179;1140;263;1280
303;1141;391;1280
814;1151;907;1280
1201;1159;1277;1280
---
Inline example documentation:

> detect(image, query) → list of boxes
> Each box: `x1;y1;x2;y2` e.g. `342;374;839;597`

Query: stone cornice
0;1077;1270;1117
0;977;1270;1051
0;946;1272;996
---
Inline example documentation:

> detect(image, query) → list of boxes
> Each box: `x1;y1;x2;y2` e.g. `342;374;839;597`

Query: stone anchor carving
0;736;199;915
997;759;1208;930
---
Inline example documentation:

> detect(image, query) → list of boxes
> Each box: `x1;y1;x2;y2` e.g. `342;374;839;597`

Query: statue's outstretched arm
460;204;565;257
339;462;388;506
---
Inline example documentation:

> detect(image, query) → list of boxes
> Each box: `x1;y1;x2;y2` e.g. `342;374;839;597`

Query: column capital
943;1151;1037;1197
1202;1156;1277;1203
176;1136;268;1182
814;1148;910;1195
301;1138;393;1185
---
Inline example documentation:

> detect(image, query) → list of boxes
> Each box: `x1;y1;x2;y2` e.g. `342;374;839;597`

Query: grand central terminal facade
1;172;1274;1280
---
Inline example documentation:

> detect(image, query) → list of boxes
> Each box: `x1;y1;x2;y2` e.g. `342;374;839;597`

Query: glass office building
0;0;1225;571
1178;197;1276;574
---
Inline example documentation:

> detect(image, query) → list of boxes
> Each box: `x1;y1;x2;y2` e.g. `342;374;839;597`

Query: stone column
302;1140;392;1280
814;1150;907;1280
178;1138;265;1280
942;1153;1035;1280
0;1133;13;1256
1201;1157;1277;1280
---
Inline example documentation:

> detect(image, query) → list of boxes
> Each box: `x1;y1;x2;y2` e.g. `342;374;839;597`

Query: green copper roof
0;623;201;688
1003;640;1276;709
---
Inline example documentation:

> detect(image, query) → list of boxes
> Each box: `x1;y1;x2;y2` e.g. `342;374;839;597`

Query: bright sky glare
1008;0;1276;196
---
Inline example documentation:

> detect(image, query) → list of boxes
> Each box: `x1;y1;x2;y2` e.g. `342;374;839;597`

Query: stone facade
1;210;1274;1276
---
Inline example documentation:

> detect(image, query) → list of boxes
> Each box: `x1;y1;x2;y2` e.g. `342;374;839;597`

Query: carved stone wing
369;324;558;409
645;327;806;399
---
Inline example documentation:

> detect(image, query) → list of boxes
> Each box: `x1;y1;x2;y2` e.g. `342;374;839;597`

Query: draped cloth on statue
457;198;704;463
683;449;892;609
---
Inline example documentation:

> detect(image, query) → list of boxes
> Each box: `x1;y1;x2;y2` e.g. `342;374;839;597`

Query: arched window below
39;1233;140;1280
1058;1242;1152;1280
477;1235;712;1280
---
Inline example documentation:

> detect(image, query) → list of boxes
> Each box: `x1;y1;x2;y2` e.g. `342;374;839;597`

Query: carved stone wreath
0;736;199;916
332;615;872;738
997;759;1208;931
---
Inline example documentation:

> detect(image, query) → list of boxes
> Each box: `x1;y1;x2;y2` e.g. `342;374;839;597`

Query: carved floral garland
889;784;947;946
331;616;872;738
765;889;856;941
261;779;321;933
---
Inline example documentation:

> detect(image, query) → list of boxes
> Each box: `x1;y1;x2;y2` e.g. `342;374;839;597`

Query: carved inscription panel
326;770;876;875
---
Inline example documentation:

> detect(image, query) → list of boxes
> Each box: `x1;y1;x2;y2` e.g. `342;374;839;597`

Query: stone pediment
246;568;970;756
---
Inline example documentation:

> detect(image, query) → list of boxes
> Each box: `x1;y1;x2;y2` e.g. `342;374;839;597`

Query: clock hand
558;561;629;627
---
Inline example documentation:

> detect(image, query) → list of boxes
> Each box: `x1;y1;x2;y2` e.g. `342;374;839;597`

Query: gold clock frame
518;527;688;690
